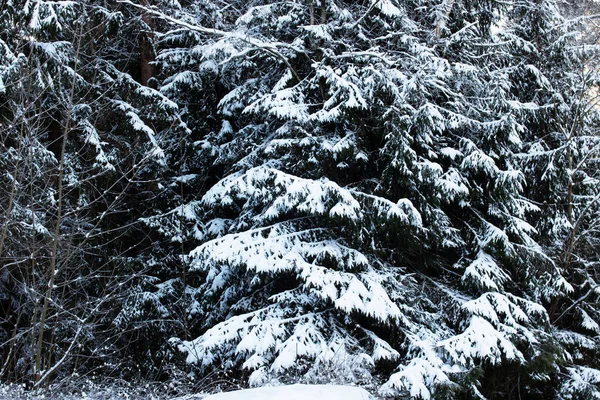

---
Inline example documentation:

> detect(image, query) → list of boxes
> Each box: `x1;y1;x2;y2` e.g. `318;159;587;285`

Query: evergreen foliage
1;0;600;399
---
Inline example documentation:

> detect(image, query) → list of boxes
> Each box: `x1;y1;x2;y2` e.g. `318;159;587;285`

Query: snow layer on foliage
363;328;400;362
202;167;360;221
311;66;368;122
460;148;499;176
350;191;422;227
176;164;426;385
201;385;374;400
465;292;547;326
301;24;333;41
188;225;400;322
381;336;455;400
173;163;429;386
580;309;600;333
200;166;422;228
27;1;77;33
437;168;469;202
556;330;597;353
31;41;72;64
441;315;523;366
244;72;310;123
245;87;310;123
110;100;166;165
74;107;115;171
462;251;510;291
440;292;548;367
372;0;404;18
560;366;600;399
175;305;376;382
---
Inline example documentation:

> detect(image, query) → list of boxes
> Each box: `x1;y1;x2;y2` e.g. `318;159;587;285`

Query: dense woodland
1;0;600;399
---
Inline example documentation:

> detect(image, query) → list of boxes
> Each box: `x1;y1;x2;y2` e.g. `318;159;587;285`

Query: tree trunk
140;0;155;87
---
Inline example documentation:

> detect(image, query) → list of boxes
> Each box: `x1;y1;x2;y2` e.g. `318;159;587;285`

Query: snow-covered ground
199;385;374;400
0;383;375;400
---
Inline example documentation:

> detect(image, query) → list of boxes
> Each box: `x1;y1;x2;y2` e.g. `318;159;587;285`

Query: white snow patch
201;385;373;400
372;0;404;17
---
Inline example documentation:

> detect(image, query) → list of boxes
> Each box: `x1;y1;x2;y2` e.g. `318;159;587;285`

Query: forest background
2;0;600;399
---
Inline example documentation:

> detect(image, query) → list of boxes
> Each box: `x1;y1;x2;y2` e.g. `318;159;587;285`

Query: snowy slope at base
200;385;373;400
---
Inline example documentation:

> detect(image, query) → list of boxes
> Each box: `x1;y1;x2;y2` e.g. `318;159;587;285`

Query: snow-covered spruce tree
0;0;185;385
512;2;600;398
125;0;596;398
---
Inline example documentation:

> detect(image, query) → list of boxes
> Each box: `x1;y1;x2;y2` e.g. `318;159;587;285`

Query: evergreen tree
0;0;182;385
132;0;600;398
0;0;599;398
